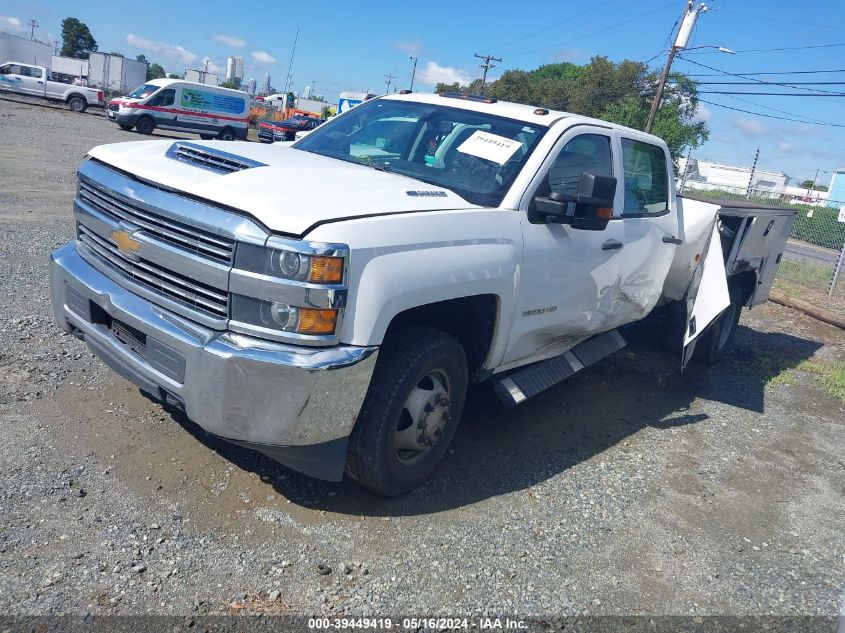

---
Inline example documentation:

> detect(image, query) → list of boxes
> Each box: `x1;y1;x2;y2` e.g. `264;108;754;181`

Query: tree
135;54;148;64
167;73;181;79
220;80;240;89
476;56;708;160
109;52;124;58
147;63;166;81
60;18;97;59
800;179;828;191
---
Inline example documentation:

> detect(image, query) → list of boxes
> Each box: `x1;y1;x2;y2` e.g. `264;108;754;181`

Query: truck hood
86;140;478;236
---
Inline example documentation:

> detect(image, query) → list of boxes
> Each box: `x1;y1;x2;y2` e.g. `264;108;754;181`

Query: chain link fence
678;182;845;315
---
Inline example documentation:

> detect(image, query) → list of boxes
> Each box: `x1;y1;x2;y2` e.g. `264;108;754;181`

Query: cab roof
378;92;664;143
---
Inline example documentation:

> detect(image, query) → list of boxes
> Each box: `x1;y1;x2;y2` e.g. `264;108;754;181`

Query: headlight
231;295;338;335
235;242;345;285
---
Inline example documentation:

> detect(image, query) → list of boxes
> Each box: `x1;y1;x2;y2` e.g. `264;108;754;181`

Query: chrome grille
108;103;119;112
167;142;265;174
77;225;229;319
78;179;234;264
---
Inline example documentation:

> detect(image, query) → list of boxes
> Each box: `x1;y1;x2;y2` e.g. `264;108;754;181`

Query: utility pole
384;73;396;93
645;1;708;133
474;52;502;94
408;56;418;91
746;148;760;199
52;40;59;55
284;27;300;94
27;19;38;40
809;168;827;200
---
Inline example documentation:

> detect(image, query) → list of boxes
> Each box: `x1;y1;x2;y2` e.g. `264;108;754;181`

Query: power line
703;90;840;126
687;68;845;76
489;0;617;53
506;2;678;59
699;91;845;96
690;81;845;85
684;42;845;54
677;55;845;95
720;9;845;30
696;99;845;128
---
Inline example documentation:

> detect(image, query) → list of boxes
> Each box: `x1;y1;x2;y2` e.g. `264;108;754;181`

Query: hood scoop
166;142;266;174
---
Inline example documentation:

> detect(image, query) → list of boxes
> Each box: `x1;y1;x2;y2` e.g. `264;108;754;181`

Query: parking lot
1;99;844;622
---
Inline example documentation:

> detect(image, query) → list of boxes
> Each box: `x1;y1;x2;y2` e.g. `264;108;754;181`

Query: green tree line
436;57;708;161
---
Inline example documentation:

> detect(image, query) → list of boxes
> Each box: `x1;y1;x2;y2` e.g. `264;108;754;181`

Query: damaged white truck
49;92;795;495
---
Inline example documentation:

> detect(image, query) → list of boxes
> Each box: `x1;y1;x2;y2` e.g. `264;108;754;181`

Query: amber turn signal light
309;256;344;284
298;308;338;335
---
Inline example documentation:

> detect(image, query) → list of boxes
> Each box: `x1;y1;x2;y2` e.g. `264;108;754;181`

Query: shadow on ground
160;319;821;516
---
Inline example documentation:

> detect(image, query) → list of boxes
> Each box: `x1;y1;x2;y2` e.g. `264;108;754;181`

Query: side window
621;138;669;216
547;134;613;196
31;67;43;79
158;89;175;106
6;65;22;75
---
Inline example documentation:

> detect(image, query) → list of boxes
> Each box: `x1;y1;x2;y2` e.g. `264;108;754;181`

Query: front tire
217;127;235;141
135;117;155;135
694;283;745;364
199;133;214;140
67;96;86;112
118;123;133;131
346;327;468;496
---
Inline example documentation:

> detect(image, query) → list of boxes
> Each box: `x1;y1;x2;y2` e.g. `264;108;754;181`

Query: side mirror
531;171;617;231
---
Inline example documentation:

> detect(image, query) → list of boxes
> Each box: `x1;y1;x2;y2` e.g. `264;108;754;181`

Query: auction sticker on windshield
457;131;523;165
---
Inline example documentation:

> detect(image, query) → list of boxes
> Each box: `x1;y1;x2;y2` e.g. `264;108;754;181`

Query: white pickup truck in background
49;92;795;495
0;61;103;112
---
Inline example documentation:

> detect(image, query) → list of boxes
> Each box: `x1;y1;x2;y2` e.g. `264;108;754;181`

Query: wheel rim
394;370;452;463
718;301;738;350
71;99;82;111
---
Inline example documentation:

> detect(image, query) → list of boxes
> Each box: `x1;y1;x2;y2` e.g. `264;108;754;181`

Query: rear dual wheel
346;327;468;497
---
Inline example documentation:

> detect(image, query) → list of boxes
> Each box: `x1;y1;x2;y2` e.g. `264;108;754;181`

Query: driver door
502;126;628;368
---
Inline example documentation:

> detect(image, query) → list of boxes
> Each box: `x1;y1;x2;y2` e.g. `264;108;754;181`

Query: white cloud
730;116;766;137
552;49;584;62
392;39;423;56
0;16;26;33
416;61;473;87
777;140;793;152
212;34;246;48
694;103;711;123
251;51;277;65
126;33;197;66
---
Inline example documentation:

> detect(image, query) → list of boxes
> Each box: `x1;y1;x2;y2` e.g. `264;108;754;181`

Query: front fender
306;210;522;363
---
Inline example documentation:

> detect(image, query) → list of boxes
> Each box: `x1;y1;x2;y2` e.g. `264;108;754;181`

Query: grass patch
797;359;845;403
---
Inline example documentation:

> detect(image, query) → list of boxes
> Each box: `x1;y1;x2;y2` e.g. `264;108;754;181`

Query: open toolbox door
681;222;731;370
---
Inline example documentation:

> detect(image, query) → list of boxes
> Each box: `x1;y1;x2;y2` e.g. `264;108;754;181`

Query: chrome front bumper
49;242;378;480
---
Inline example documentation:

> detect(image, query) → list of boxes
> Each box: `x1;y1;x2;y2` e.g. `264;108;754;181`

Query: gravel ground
0;100;844;625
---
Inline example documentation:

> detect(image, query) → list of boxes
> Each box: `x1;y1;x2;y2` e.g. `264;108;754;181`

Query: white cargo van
107;78;248;140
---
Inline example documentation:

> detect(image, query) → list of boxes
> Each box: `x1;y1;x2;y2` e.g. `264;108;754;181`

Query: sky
1;0;844;184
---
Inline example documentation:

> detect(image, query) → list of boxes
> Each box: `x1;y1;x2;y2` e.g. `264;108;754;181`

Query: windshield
294;99;547;207
126;84;160;99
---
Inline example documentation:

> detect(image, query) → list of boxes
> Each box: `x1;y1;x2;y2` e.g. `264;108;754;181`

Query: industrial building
184;68;219;86
827;169;845;208
678;157;790;197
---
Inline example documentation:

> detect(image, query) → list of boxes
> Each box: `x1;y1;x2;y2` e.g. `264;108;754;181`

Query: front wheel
118;123;133;131
346;327;468;496
67;96;86;112
135;117;155;135
199;133;215;140
217;127;235;141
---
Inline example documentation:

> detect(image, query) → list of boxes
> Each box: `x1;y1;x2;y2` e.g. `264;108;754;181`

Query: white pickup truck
49;92;795;495
0;61;103;112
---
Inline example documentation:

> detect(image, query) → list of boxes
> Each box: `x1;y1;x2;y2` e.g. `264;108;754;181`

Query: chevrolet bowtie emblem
110;229;141;254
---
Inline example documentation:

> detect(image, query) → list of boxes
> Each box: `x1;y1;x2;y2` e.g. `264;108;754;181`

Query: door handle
662;235;683;245
602;239;624;251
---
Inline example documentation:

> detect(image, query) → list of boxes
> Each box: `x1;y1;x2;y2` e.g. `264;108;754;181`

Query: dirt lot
0;99;844;625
